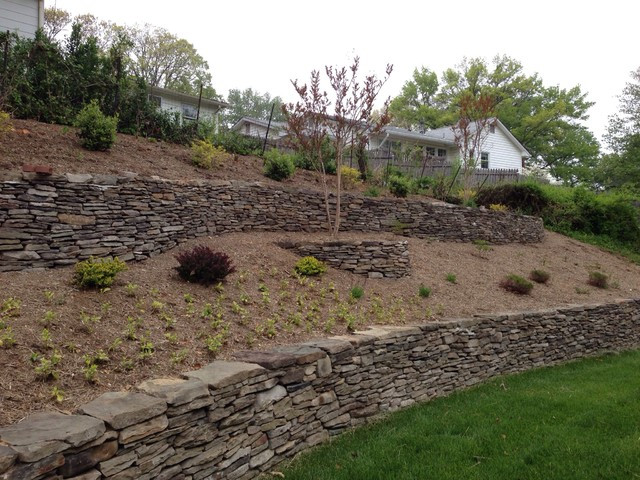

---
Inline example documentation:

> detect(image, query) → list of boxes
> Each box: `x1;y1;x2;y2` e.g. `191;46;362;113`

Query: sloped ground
1;118;640;426
1;230;638;426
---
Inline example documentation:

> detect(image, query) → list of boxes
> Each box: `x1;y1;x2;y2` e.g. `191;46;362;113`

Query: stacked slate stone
0;173;544;272
280;240;410;278
1;299;639;479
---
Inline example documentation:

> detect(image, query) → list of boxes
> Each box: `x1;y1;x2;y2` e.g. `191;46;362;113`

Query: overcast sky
52;0;638;142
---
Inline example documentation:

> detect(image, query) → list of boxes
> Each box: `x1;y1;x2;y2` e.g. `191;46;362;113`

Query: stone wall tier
1;298;638;479
279;239;410;278
0;173;544;272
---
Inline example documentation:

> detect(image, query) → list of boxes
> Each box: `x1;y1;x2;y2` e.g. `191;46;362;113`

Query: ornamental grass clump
294;256;327;276
500;274;534;295
529;269;551;284
587;271;609;289
175;245;235;285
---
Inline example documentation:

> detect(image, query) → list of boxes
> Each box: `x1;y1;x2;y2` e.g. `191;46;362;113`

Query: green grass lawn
280;350;640;480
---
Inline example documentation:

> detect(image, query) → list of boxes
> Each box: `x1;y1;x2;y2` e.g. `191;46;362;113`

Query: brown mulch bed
1;230;639;426
0;119;378;195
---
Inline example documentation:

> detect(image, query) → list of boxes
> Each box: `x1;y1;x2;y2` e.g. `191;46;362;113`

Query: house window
182;104;198;120
425;146;436;156
480;152;489;169
245;123;250;135
148;95;161;107
489;124;496;134
437;148;447;158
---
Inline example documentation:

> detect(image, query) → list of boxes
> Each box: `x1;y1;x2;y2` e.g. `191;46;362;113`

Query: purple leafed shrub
175;245;235;285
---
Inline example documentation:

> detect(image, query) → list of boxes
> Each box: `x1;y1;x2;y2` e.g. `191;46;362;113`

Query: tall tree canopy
390;56;600;182
220;88;285;128
596;67;640;191
43;9;216;98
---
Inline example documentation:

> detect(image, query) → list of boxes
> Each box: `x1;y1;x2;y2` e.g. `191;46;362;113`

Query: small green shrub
175;245;236;285
364;186;381;197
191;139;226;169
350;286;364;300
587;271;609;289
500;274;534;294
445;273;457;284
0;110;13;137
263;149;296;181
74;100;118;151
388;175;411;198
340;166;361;188
530;269;551;284
418;285;431;298
294;256;327;276
74;257;127;289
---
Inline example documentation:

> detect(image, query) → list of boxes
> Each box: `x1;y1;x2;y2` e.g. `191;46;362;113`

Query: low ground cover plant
530;269;551;284
175;245;235;285
500;274;534;294
388;175;411;198
74;257;127;289
418;285;431;298
587;271;609;289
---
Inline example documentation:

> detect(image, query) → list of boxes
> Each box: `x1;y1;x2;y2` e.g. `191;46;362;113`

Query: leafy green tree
127;24;215;97
220;88;285;128
43;7;72;42
596;67;640;191
390;55;600;182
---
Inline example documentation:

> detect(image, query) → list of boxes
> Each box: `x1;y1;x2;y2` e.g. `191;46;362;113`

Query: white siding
0;0;39;38
157;94;219;123
477;127;524;172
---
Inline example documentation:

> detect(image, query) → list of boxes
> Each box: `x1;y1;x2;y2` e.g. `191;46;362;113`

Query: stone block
232;350;298;369
119;415;169;444
0;446;17;474
137;378;209;406
271;345;326;365
60;440;118;477
0;412;105;462
79;392;167;430
184;361;265;389
1;453;64;480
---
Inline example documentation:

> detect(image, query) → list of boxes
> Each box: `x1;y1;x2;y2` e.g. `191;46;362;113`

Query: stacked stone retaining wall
0;173;544;272
1;299;639;480
279;240;410;278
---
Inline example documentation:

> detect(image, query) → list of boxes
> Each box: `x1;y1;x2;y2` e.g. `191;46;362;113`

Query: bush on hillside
587;271;608;289
500;274;534;295
529;269;551;284
294;256;327;276
389;175;411;198
191;139;226;169
175;245;235;285
263;148;296;181
340;166;362;188
74;100;118;151
74;257;127;289
475;182;548;216
210;131;262;156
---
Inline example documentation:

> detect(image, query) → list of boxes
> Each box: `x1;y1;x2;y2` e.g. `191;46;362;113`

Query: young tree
451;93;496;189
284;57;392;236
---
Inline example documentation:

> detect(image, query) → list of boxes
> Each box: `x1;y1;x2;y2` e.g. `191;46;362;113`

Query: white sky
52;0;638;142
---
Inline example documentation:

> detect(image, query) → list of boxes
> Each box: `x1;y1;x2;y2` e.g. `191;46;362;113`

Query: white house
148;86;230;131
0;0;44;39
369;119;530;174
230;116;287;140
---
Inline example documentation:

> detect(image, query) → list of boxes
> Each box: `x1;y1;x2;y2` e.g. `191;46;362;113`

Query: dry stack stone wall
0;173;544;272
1;299;639;480
280;240;410;278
